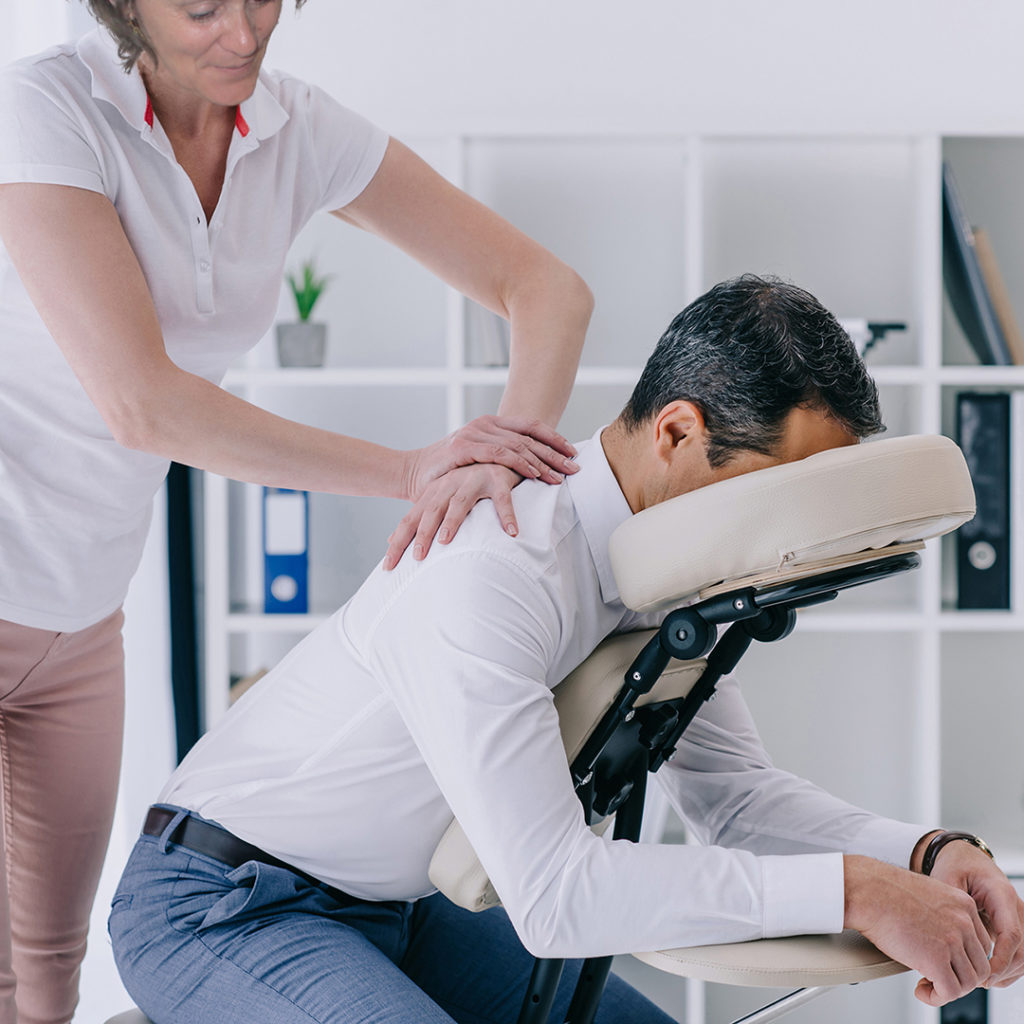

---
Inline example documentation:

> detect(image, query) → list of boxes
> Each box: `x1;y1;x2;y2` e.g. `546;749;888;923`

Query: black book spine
956;392;1011;610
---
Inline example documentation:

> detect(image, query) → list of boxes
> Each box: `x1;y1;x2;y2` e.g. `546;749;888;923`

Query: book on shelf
942;162;1013;366
973;227;1024;366
956;392;1011;610
940;987;988;1024
263;487;309;614
1014;392;1024;615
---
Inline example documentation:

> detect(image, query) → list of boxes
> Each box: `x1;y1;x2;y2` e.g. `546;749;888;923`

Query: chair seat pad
609;434;975;613
633;929;907;987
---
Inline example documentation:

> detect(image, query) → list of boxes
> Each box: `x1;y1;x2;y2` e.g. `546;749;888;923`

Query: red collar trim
141;96;250;137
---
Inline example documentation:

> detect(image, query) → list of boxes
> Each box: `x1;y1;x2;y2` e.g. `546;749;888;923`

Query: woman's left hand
384;464;526;569
403;415;578;499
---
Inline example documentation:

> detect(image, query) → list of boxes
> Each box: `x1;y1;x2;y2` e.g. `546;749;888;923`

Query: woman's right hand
401;415;578;502
382;418;579;570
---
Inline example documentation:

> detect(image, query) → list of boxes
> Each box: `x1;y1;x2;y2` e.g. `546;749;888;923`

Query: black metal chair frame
515;549;921;1024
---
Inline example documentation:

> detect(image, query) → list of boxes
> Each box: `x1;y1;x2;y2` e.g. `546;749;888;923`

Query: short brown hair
82;1;308;72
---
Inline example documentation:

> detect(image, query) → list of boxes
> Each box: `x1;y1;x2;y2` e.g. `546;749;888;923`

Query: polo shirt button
199;260;211;272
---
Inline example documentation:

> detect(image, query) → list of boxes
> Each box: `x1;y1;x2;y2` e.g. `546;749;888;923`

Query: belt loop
157;808;190;853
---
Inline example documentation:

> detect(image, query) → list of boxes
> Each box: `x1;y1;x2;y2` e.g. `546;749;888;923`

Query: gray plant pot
276;321;327;367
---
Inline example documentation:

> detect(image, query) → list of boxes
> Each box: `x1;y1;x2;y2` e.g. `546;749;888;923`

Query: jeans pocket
195;860;317;932
107;892;133;938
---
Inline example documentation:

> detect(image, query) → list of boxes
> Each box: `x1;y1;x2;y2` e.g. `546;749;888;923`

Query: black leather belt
143;805;361;907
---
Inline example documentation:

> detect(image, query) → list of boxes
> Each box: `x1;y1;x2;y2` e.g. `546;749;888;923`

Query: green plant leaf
286;259;329;322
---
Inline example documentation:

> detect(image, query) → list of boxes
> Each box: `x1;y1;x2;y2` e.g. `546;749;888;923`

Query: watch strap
921;830;994;875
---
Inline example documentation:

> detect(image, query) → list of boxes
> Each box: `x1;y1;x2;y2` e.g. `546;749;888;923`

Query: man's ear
652;400;707;464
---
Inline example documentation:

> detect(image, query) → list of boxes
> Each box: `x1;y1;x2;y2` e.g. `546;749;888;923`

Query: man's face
714;405;859;480
654;405;859;506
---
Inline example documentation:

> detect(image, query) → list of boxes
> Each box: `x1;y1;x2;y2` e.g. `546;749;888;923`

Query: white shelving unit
201;131;1024;1024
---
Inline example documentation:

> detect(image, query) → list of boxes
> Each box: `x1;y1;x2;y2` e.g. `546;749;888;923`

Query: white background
5;1;1024;1020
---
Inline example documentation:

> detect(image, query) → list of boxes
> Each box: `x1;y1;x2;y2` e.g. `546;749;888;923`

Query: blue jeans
109;808;677;1024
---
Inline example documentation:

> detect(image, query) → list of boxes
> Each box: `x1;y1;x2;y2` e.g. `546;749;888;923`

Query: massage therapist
0;3;591;1020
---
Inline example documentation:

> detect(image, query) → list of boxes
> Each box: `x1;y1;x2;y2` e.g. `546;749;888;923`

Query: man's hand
844;854;993;1006
926;840;1024;991
383;464;523;570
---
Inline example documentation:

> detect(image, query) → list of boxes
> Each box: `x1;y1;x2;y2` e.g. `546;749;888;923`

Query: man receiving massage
109;275;1024;1024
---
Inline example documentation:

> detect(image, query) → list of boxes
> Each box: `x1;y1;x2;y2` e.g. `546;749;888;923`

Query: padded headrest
609;434;975;614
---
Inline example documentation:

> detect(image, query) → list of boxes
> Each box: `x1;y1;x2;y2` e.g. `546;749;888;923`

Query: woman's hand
401;415;577;501
384;416;577;569
384;462;530;570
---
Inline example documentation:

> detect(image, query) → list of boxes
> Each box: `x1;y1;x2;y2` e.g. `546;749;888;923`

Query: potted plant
276;259;330;367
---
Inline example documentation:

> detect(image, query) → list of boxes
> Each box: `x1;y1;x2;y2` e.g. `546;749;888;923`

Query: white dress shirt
162;430;926;958
0;30;388;630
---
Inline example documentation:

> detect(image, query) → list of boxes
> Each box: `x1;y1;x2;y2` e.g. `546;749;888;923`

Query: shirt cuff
843;817;928;869
0;163;105;193
761;853;845;937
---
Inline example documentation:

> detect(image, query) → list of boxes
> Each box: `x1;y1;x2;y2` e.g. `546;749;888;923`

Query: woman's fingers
447;416;578;479
487;415;578;459
479;471;520;538
408;417;577;502
382;510;420;570
383;465;523;569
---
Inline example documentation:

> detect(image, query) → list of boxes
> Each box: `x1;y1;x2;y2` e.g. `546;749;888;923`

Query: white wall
13;1;1022;135
265;0;1024;136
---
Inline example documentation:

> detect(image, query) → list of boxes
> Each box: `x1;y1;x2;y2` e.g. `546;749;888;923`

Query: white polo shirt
161;431;926;959
0;29;388;631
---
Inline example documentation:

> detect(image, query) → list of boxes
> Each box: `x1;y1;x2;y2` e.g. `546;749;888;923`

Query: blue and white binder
263;488;309;614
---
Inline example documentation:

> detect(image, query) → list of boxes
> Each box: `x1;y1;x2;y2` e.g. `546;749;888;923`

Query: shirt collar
77;28;288;142
565;426;635;606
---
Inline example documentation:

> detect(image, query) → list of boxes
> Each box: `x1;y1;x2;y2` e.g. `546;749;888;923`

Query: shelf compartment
226;611;331;632
942;137;1024;369
739;630;923;824
940;631;1024;858
701;137;926;369
464;137;693;368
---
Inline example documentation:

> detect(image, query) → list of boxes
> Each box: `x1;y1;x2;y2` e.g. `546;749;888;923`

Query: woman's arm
336;139;594;563
0;180;578;504
335;138;593;429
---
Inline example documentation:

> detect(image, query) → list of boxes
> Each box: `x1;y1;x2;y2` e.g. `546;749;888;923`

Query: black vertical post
516;958;566;1024
166;462;201;762
562;770;648;1024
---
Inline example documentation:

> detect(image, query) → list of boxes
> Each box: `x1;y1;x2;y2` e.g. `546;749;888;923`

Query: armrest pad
633;929;906;987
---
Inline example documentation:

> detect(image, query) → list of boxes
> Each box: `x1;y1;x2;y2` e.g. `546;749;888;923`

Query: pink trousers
0;611;125;1024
